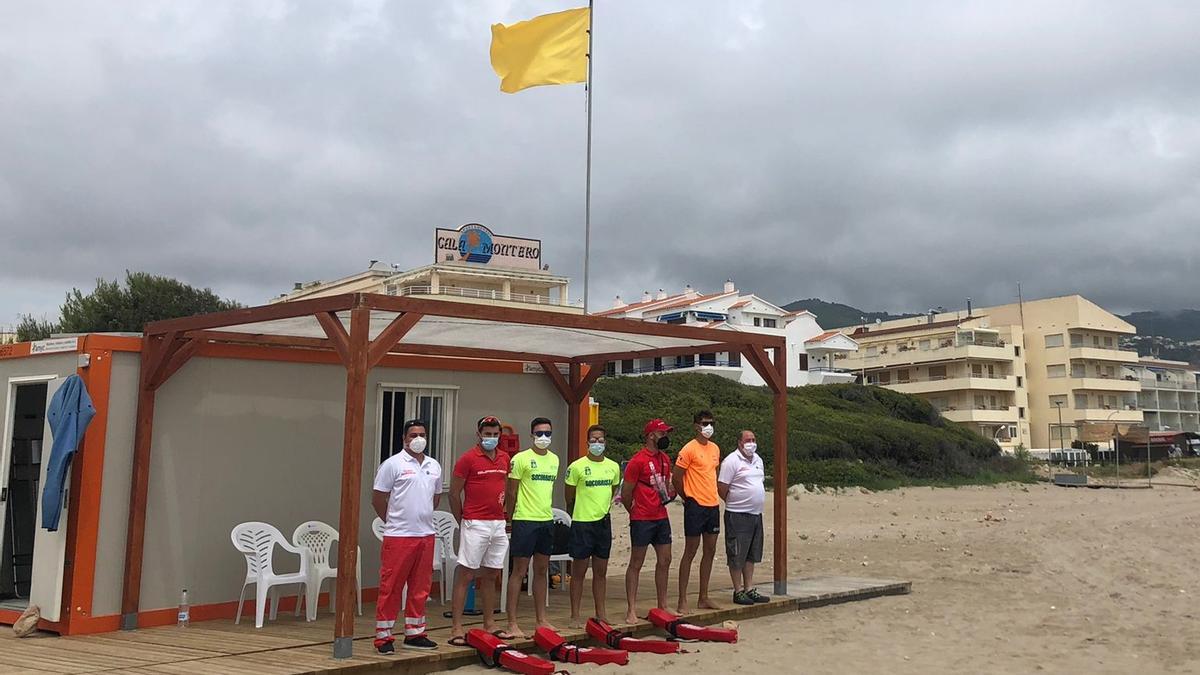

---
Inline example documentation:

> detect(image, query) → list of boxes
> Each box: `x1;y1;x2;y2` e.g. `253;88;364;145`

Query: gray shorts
724;510;764;568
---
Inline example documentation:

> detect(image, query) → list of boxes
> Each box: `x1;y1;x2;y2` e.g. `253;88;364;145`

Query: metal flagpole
583;0;594;314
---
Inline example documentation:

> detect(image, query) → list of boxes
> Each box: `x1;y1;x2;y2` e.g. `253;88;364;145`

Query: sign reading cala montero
435;223;542;271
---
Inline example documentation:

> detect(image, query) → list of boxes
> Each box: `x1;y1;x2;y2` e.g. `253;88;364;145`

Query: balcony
887;375;1016;395
1068;376;1140;392
1066;347;1139;363
1141;377;1198;391
388;284;583;313
1074;408;1143;423
848;343;1013;369
808;367;858;385
941;406;1019;424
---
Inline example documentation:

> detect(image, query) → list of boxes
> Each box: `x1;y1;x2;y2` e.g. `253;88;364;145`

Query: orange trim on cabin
63;340;115;629
85;335;143;353
0;608;65;635
0;338;83;361
194;341;527;375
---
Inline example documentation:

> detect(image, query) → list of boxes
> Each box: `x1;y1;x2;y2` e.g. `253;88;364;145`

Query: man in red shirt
621;418;676;625
447;416;511;645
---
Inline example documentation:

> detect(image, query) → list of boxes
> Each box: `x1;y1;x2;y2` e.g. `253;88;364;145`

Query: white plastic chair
432;511;459;604
231;522;310;628
526;508;573;606
291;521;362;621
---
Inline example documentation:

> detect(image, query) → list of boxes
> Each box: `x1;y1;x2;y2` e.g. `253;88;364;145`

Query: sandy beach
443;479;1200;674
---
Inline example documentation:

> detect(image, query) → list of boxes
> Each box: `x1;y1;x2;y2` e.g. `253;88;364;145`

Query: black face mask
656;436;671;450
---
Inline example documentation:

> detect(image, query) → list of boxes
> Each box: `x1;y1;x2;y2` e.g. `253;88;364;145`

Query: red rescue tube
586;617;680;654
647;608;738;643
465;628;557;675
533;626;630;666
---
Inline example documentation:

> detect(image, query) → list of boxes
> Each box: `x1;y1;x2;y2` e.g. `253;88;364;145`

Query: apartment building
840;316;1031;449
271;223;582;314
841;294;1141;450
595;281;858;387
1130;357;1200;433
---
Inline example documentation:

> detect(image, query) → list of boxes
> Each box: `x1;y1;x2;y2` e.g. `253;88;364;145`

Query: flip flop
448;636;468;647
491;629;518;640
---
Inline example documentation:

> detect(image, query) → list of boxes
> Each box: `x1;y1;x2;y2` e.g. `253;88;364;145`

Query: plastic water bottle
177;589;190;628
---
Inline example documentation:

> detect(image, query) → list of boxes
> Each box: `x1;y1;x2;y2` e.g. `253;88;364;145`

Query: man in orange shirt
673;410;721;614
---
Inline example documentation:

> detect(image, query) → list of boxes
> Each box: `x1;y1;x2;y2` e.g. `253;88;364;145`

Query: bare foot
568;616;585;629
698;598;721;610
623;611;639;625
595;615;611;626
505;624;526;639
676;604;691;615
538;620;559;632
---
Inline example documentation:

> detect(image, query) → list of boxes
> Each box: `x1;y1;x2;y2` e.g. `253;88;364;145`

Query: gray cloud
1;1;1198;330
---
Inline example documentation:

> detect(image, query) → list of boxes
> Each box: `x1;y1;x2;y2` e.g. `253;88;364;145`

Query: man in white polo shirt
371;419;442;654
717;429;770;606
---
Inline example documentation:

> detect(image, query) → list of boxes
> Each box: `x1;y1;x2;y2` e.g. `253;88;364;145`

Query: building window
1051;426;1074;441
1018;407;1026;419
1047;364;1066;378
753;317;762;327
1092;335;1100;347
676;354;695;369
1049;394;1067;408
1071;363;1086;378
1070;333;1084;348
653;357;663;372
928;365;947;380
918;339;930;351
1016;376;1023;387
699;353;717;366
877;371;891;385
729;352;741;368
763;318;777;328
1104;336;1114;347
897;368;910;383
798;353;809;370
1045;334;1064;348
866;346;878;357
605;362;617;377
1014;346;1021;357
621;359;634;373
1075;393;1089;409
379;386;458;472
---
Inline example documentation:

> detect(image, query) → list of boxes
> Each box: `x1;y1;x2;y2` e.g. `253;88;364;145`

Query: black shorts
724;511;764;568
569;516;613;560
629;518;672;548
510;519;553;558
683;499;721;537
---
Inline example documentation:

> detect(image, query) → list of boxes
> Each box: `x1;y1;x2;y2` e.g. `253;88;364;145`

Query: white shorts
458;519;508;570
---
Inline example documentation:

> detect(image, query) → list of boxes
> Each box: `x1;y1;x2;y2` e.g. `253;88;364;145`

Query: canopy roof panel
144;293;782;364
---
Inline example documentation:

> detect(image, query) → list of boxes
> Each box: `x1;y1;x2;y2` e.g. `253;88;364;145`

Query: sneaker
376;640;395;655
747;589;771;604
403;635;438;650
733;590;755;606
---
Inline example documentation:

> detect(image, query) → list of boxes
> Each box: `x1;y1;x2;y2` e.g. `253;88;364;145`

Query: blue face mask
480;437;500;451
588;442;605;456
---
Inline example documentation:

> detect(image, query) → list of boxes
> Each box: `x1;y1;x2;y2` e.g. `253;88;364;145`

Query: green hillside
592;373;1031;490
781;298;917;329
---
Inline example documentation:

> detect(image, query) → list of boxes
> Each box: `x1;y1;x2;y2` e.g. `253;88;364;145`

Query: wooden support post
333;306;370;659
119;344;160;629
567;363;583;461
771;345;788;596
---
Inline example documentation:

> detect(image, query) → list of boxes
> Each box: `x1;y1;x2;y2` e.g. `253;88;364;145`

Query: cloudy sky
2;1;1198;327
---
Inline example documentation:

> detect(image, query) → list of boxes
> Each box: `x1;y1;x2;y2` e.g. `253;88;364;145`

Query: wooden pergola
118;292;790;658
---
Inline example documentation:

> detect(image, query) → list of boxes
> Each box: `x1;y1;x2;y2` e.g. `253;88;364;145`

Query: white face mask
741;442;757;456
588;441;605;456
534;435;552;450
408;436;427;454
700;424;714;439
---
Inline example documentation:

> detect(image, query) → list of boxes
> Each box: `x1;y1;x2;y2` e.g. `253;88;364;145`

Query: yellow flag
490;7;590;94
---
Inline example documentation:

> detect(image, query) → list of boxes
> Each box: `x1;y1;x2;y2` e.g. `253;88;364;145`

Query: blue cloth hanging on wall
42;374;95;531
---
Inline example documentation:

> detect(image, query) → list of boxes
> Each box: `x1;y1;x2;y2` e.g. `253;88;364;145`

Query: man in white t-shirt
371;419;442;654
717;430;770;606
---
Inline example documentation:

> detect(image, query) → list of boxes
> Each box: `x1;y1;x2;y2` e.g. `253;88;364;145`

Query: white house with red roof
595;280;858;387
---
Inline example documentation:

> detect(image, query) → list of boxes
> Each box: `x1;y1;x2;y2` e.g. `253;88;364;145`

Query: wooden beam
366;312;422;369
143;294;356;336
771;345;788;596
367;294;785;348
333;306;369;658
390;343;564;363
186;330;334;351
315;312;352;366
539;361;572;403
120;349;158;629
741;345;784;393
149;338;198;390
567;363;583;462
567;342;743;365
571;361;607;404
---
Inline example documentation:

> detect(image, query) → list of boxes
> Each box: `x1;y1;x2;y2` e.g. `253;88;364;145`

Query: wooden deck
1;576;909;674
